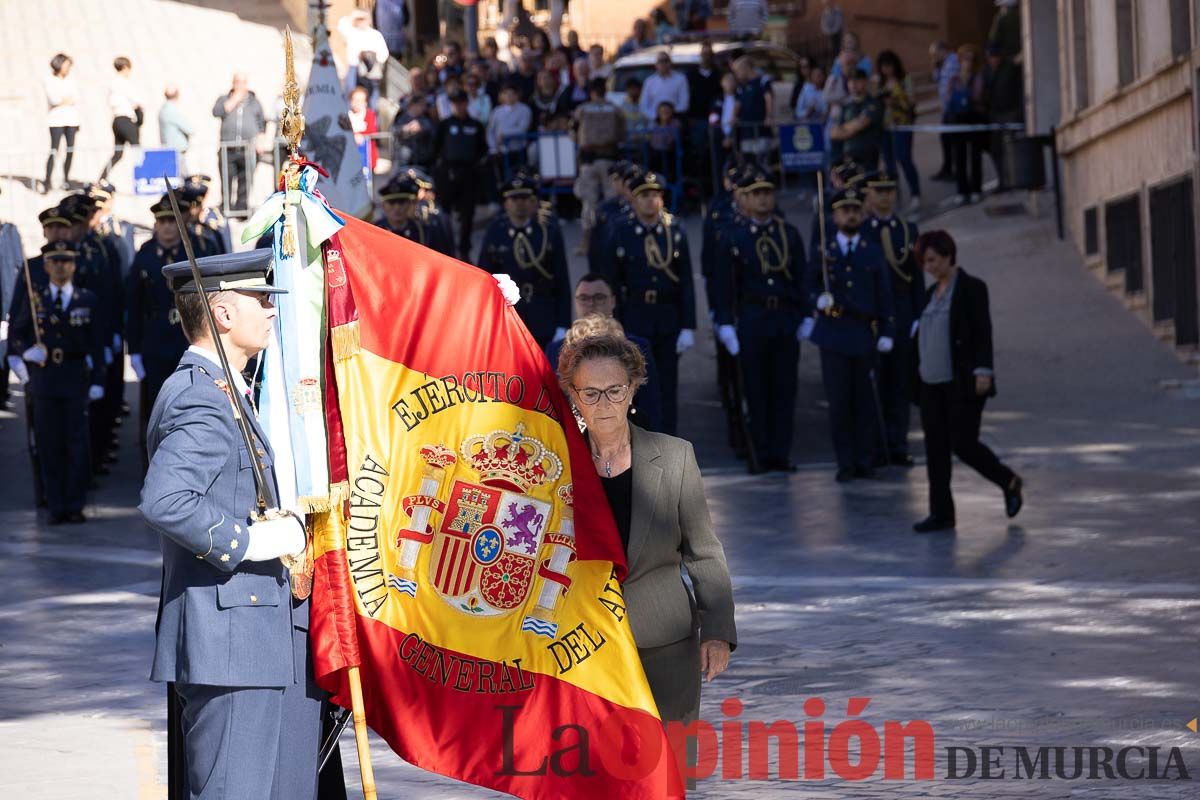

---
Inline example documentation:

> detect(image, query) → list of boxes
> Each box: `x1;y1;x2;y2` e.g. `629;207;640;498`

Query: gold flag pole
279;25;376;798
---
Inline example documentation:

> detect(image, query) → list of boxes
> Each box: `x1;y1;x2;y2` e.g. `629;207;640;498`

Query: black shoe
767;458;797;473
854;465;877;479
890;453;915;467
66;511;87;524
748;461;770;475
47;512;67;525
913;515;955;533
1004;475;1024;518
835;467;855;483
870;453;889;469
931;171;955;183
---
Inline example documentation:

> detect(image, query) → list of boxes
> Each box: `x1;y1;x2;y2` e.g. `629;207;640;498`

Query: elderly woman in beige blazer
557;331;737;729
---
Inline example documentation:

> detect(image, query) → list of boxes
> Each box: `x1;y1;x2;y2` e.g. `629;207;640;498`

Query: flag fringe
298;494;330;514
329;480;350;507
331;320;360;362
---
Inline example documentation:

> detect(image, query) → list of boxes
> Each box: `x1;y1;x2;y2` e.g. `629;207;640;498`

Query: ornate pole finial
280;26;305;162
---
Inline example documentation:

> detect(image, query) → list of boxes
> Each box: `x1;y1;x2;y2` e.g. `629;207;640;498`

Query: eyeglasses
572;384;630;405
574;293;612;304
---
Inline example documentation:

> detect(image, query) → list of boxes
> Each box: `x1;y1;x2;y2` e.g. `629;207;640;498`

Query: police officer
185;174;234;253
702;160;747;456
476;172;571;348
126;196;189;467
179;185;224;257
810;159;866;263
863;170;925;466
604;171;696;435
140;249;321;800
830;68;884;171
374;173;453;255
6;241;106;523
713;167;809;472
88;180;135;277
406;167;455;251
59;193;124;475
432;89;488;259
588;163;643;275
803;187;895;482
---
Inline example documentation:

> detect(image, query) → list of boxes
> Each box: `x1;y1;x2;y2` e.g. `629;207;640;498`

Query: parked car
606;40;802;123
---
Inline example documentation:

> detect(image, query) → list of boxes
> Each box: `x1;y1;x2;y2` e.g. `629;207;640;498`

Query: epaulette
661;211;674;227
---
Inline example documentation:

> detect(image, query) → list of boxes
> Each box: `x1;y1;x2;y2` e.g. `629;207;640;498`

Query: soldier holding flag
139;248;322;799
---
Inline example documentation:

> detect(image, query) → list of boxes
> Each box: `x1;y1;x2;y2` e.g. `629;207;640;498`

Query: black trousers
918;381;1016;520
46;125;79;185
219;144;252;214
622;302;681;435
739;307;801;463
937;132;953;176
435;164;479;260
952;132;984;196
100;116;139;180
32;392;90;515
819;349;878;471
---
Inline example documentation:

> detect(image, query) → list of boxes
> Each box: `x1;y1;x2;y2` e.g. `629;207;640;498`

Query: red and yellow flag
311;216;683;798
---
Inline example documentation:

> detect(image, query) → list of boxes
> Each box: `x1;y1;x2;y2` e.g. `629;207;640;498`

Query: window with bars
1149;178;1198;345
1084;207;1099;256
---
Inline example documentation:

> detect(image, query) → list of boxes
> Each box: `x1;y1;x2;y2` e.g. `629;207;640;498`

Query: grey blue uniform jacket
140;350;302;688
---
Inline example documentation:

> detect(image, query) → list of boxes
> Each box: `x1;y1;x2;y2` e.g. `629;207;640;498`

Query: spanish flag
311;216;683;797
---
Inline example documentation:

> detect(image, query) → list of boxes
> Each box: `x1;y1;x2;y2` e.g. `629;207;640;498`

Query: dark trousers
621;302;681;435
952;132;984;196
882;130;921;198
435;164;479;260
739;308;801;463
713;331;745;452
819;348;877;470
219;144;252;214
877;335;914;458
32;392;89;515
918;381;1016;520
100;116;139;180
25;393;45;507
937;132;953;176
46;125;79;186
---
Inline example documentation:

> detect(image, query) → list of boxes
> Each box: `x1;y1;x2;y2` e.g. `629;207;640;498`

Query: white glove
816;294;833;311
103;346;114;366
130;353;146;381
112;333;122;351
0;320;8;341
493;273;520;306
877;336;894;353
7;355;29;385
244;514;307;562
87;384;105;402
910;320;919;338
717;324;739;356
22;344;47;366
799;318;815;341
552;327;568;343
675;328;695;355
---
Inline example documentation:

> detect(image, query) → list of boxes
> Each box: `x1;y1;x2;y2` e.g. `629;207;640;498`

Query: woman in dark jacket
912;230;1023;532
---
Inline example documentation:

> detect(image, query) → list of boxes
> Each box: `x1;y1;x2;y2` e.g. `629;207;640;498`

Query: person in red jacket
348;85;378;175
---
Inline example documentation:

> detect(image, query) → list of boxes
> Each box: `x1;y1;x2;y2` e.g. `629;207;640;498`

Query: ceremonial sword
161;177;278;514
815;170;834;310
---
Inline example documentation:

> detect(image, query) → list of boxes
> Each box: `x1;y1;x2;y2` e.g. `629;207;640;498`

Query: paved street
2;188;1199;800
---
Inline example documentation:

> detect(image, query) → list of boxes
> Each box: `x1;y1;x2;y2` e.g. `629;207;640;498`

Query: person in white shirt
639;53;689;121
44;53;80;193
794;64;828;122
338;9;389;105
99;56;143;182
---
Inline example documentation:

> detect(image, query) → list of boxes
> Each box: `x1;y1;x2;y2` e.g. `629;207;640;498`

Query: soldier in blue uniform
803;187;896;482
6;241;106;523
179;185;224;258
603;171;696;435
126;196;189;469
586;161;635;272
809;159;866;263
374;173;453;254
185;174;234;254
140;249;322;799
59;193;124;475
702;161;748;456
88;180;136;277
713;167;809;472
863;170;925;466
476;172;571;347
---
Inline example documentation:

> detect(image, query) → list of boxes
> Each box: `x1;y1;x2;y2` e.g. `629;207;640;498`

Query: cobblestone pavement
2;186;1199;800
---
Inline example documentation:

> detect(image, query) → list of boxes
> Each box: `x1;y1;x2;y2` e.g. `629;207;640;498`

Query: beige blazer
621;424;738;650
